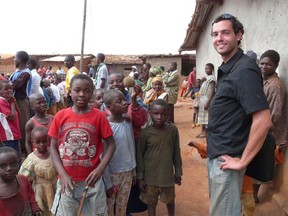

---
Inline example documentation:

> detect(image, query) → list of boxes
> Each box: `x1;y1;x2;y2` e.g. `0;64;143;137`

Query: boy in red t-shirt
49;74;116;216
0;80;21;154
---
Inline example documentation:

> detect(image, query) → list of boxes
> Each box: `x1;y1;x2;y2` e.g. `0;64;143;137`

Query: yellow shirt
65;66;80;93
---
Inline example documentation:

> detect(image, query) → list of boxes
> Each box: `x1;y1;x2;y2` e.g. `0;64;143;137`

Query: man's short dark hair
171;62;177;69
27;58;37;68
97;53;105;62
212;14;244;35
65;55;75;63
16;51;29;64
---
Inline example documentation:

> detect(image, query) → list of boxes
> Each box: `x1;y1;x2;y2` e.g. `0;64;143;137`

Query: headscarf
152;75;163;84
149;66;163;76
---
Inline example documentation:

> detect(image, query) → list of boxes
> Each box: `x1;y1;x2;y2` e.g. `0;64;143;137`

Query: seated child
49;74;116;216
19;126;57;216
137;99;182;216
103;89;137;216
0;146;43;216
25;93;54;154
0;80;21;154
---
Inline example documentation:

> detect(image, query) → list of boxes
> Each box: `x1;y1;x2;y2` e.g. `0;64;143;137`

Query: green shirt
137;123;182;187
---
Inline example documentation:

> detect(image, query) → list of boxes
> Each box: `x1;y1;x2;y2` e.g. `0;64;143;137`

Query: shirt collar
218;48;244;74
264;73;278;85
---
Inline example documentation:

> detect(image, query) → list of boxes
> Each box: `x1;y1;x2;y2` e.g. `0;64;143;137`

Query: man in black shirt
206;14;272;216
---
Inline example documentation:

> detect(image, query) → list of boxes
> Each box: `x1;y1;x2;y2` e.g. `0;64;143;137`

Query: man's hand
219;155;245;171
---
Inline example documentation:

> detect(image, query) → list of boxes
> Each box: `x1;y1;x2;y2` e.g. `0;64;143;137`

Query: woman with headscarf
144;75;167;107
145;66;163;92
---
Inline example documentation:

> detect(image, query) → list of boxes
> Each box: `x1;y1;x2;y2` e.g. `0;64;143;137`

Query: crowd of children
0;57;184;216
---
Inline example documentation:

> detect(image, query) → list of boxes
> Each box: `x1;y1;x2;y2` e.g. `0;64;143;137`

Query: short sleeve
98;111;113;139
235;64;269;115
0;99;11;117
18;156;36;182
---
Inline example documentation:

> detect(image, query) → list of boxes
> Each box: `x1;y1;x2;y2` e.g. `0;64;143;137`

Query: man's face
212;20;242;61
64;58;72;68
14;55;21;68
259;57;277;78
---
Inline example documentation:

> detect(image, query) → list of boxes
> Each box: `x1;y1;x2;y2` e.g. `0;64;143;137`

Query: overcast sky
0;0;195;55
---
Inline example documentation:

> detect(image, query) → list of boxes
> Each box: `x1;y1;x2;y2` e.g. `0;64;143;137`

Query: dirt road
133;98;279;216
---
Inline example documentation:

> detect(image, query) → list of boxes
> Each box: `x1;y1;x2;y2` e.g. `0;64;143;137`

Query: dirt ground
132;98;280;216
133;98;210;216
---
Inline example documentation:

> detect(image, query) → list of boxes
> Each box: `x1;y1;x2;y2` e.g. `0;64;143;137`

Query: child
25;93;54;154
191;78;202;128
137;99;182;216
180;77;188;97
0;80;21;154
0;146;43;216
48;74;116;216
109;72;148;214
103;89;137;216
19;126;57;216
89;88;105;110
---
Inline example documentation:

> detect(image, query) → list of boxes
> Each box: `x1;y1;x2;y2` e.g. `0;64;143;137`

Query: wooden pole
80;0;87;72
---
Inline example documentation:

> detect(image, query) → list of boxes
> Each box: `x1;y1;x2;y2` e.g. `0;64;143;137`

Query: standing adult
207;14;272;216
183;66;196;98
64;55;79;107
56;65;65;76
140;63;151;85
253;50;287;202
95;53;109;90
38;64;46;78
88;63;95;78
163;62;180;123
27;58;41;95
10;51;32;152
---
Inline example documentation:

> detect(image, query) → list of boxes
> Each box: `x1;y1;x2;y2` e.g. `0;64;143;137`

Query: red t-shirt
0;175;42;216
48;107;113;181
0;97;21;141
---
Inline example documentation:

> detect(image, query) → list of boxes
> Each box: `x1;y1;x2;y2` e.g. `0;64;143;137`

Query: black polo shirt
207;49;269;159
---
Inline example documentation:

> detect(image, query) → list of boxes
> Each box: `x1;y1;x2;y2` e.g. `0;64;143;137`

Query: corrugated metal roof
179;0;223;53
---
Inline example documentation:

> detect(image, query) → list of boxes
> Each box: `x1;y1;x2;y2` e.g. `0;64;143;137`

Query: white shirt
50;83;60;102
56;69;65;75
57;81;66;97
129;71;138;77
96;64;109;90
30;69;41;94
